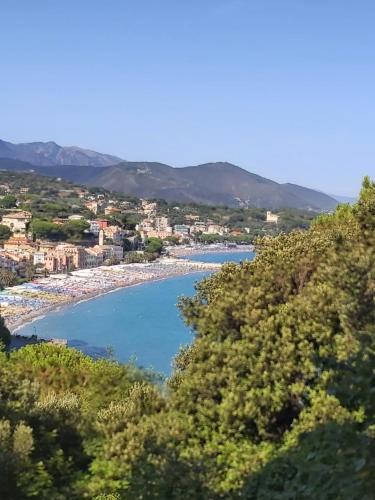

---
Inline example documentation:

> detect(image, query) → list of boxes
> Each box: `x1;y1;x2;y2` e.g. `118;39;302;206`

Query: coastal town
0;171;292;281
0;171;316;330
0;172;251;329
0;194;259;275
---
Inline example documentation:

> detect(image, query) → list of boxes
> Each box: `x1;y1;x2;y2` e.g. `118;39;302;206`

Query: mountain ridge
0;140;338;210
0;139;122;167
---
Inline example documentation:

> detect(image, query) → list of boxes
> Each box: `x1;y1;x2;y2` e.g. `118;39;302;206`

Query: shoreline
6;258;221;336
167;243;254;258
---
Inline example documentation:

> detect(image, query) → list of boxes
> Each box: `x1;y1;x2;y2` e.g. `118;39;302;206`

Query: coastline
6;258;221;335
167;243;254;258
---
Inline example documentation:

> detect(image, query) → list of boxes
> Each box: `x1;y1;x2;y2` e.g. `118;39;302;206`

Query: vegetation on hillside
0;178;374;498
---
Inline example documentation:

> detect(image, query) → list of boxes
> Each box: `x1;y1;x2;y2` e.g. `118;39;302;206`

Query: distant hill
0;139;122;167
0;155;338;211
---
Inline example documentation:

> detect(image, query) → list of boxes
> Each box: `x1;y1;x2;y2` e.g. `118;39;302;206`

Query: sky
1;0;374;196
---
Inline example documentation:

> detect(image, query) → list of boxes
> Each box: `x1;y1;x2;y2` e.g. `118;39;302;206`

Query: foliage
0;316;11;347
144;237;163;255
0;269;19;288
31;219;66;241
0;344;156;498
0;179;374;498
62;219;90;242
0;223;12;241
31;219;90;242
0;194;17;209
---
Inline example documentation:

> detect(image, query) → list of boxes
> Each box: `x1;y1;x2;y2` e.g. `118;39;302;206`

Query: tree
0;180;375;498
24;262;36;281
144;237;163;255
62;219;90;242
122;238;133;252
0;195;17;209
31;219;66;241
0;269;18;288
0;316;11;347
0;224;11;241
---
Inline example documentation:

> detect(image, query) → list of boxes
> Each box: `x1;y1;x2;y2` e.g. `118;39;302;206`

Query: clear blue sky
1;0;374;196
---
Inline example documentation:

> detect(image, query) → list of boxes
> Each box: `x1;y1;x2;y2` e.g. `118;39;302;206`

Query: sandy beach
2;257;221;334
166;243;254;258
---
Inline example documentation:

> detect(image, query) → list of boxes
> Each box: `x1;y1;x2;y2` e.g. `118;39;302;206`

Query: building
96;219;109;230
185;214;200;221
84;248;104;268
0;251;19;272
91;244;123;262
3;234;36;254
1;211;32;233
155;216;170;231
0;250;27;273
103;225;125;245
140;229;172;240
174;224;190;235
85;200;98;214
0;184;11;193
68;214;84;221
52;217;69;225
137;219;154;232
266;211;280;223
33;251;46;266
205;224;225;235
141;200;157;215
74;188;88;198
190;223;206;234
104;205;121;216
89;220;101;235
44;244;86;273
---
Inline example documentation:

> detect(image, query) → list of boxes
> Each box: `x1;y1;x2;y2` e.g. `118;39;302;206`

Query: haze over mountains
0;140;338;210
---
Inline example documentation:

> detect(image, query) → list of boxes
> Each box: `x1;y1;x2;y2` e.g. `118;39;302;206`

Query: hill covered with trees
0;152;338;210
0;179;374;498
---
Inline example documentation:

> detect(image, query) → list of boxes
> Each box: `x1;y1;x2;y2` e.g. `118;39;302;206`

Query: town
0;171;316;285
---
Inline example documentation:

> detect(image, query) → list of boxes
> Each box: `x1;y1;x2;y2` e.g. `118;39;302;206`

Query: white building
266;211;280;223
1;211;32;233
33;251;46;266
68;214;84;221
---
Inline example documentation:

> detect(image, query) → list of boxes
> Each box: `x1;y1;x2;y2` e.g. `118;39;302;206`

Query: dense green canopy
0;178;374;498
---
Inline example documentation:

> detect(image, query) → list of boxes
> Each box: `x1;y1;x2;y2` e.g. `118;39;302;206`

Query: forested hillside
1;179;375;498
0;155;338;210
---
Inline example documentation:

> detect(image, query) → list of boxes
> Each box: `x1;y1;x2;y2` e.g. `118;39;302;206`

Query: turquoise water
17;251;254;375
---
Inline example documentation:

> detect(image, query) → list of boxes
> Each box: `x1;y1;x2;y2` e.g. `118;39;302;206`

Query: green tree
31;219;66;241
0;316;11;347
122;238;133;252
0;194;17;209
0;269;18;288
144;237;163;255
62;220;90;242
0;224;11;241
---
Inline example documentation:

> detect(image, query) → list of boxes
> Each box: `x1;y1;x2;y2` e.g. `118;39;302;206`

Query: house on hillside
266;211;280;223
1;211;32;233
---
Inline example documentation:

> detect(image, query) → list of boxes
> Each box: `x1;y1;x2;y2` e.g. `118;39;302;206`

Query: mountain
0;156;338;210
0;139;122;167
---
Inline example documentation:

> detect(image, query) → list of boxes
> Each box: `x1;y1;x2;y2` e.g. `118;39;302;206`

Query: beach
2;257;221;334
166;243;254;257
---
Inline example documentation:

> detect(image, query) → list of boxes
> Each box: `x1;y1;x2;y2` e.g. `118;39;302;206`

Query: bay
17;251;254;375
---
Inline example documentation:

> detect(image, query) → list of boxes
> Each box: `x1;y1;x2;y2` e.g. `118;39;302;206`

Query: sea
17;251;254;375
